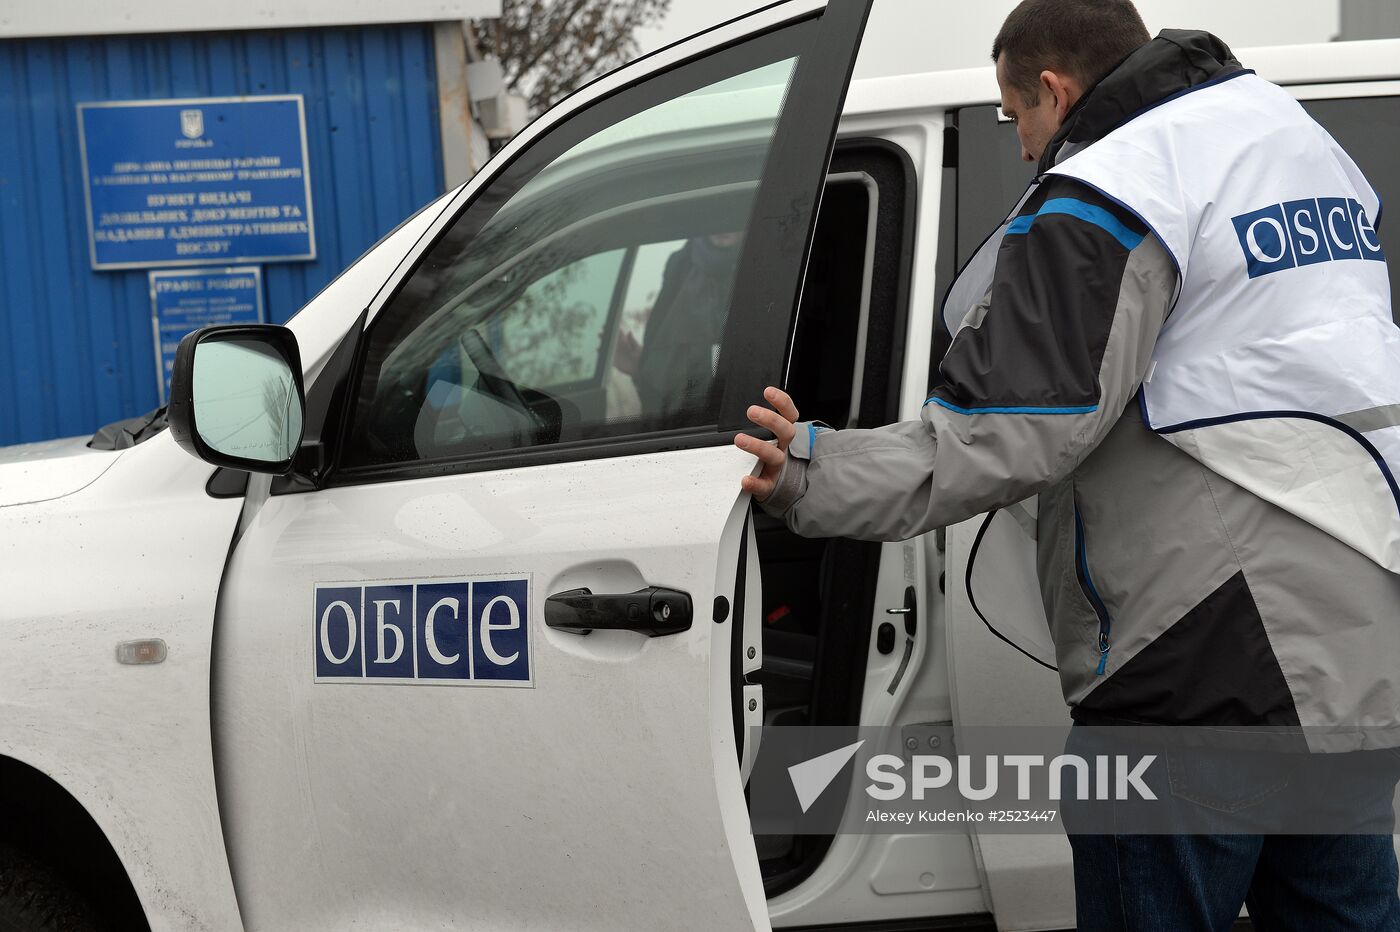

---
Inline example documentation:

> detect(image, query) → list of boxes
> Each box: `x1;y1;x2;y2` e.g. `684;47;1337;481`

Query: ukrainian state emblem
180;109;204;139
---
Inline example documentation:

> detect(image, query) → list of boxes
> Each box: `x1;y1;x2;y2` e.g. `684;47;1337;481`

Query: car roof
522;36;1400;199
842;37;1400;117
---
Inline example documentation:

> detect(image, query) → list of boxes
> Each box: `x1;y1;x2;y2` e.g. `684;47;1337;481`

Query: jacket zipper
1073;505;1112;675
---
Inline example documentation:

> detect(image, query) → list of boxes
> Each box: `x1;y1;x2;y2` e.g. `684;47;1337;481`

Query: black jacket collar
1039;29;1244;173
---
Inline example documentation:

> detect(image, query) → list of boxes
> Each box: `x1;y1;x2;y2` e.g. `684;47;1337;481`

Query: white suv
1;1;1396;928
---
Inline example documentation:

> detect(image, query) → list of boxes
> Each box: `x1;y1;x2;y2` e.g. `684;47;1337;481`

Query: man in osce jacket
737;0;1400;928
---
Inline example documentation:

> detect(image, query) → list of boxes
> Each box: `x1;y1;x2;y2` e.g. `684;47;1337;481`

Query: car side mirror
168;325;306;475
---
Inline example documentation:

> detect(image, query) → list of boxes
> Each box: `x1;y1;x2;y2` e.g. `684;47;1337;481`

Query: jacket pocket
1073;502;1112;675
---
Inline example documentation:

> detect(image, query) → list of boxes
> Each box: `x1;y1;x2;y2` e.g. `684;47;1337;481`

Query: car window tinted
492;248;627;389
341;44;803;471
952;106;1035;269
1302;95;1399;320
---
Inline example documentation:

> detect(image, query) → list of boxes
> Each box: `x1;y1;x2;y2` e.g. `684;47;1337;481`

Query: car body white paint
0;433;244;930
0;435;121;507
0;184;457;931
213;449;766;929
0;22;1396;931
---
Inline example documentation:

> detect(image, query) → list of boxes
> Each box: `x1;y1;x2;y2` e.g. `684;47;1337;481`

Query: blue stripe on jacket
1005;197;1145;251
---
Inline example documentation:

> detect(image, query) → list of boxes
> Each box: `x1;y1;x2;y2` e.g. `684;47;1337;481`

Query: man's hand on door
736;386;799;502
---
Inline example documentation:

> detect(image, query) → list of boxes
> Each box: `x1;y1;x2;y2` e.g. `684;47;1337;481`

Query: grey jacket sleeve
761;178;1177;541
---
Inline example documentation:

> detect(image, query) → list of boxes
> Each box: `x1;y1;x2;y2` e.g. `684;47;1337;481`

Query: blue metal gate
0;26;444;445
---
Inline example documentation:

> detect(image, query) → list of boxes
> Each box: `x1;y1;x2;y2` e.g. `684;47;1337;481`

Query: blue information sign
79;96;315;269
149;267;264;402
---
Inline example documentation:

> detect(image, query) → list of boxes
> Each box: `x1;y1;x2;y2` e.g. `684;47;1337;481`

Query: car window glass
492;248;626;389
605;238;688;422
342;48;802;470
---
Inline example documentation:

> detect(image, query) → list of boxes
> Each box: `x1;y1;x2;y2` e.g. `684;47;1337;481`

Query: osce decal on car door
313;576;532;686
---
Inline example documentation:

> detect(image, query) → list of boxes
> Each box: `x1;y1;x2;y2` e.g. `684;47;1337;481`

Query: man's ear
1039;69;1082;121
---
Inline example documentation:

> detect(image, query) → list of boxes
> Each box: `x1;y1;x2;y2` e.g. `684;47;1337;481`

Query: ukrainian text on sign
79;96;315;269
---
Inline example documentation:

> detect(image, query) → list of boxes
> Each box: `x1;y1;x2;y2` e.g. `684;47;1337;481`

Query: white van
1;0;1396;928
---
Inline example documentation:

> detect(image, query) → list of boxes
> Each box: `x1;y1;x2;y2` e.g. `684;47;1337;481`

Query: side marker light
116;639;168;665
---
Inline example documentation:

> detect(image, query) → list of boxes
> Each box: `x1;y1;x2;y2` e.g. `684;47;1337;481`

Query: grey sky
636;0;1343;78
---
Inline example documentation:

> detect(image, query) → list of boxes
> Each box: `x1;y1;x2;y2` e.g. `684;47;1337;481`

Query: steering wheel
458;329;550;440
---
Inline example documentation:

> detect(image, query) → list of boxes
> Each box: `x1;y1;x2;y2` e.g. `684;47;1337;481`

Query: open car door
210;2;872;929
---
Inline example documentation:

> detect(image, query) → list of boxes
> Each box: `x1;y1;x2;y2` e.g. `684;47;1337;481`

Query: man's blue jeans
1068;832;1400;931
1061;726;1400;930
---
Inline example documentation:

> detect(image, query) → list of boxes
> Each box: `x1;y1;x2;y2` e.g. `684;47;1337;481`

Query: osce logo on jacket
314;576;531;686
1232;197;1385;278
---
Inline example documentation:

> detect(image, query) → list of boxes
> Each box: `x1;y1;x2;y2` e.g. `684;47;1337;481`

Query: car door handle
544;587;693;637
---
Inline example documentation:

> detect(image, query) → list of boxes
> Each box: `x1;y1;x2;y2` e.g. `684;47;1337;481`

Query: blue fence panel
0;26;444;445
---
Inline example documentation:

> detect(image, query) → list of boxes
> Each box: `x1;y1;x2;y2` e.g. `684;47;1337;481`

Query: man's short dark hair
992;0;1151;106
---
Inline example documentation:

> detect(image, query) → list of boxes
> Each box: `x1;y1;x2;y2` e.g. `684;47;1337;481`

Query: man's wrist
758;454;808;517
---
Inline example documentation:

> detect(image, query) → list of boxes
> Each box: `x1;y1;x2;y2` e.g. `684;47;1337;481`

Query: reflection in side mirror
168;325;306;474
